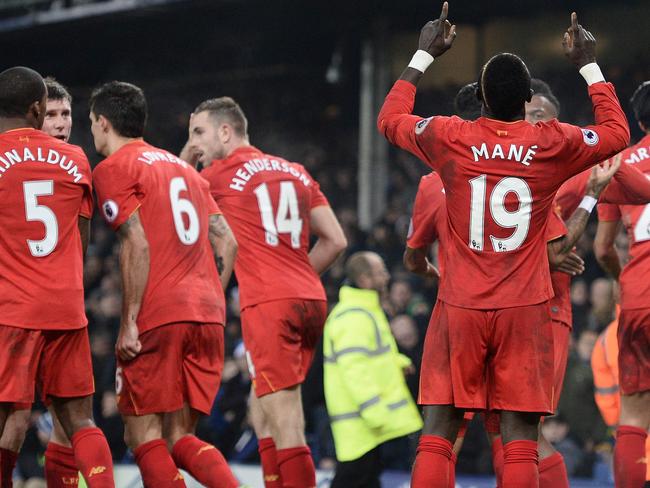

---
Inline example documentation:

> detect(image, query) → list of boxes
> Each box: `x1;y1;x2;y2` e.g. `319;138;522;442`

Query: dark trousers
330;445;382;488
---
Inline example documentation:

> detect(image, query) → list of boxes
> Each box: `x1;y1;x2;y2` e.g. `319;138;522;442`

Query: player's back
202;146;326;309
606;135;650;310
93;140;224;331
0;128;92;329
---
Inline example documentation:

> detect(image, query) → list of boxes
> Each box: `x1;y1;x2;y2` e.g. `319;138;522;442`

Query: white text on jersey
471;143;538;166
624;145;650;164
137;151;189;167
229;158;311;192
0;147;83;182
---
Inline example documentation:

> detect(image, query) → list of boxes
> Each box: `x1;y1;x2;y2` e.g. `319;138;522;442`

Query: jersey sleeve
597;202;621;222
407;179;439;249
377;79;455;170
310;176;329;208
601;159;650;205
77;155;94;219
546;208;568;242
93;160;141;231
554;82;630;179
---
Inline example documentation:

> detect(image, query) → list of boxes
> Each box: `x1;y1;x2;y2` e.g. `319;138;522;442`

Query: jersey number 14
254;181;303;249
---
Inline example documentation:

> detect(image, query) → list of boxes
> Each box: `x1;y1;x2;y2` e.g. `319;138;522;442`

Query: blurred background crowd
2;0;649;484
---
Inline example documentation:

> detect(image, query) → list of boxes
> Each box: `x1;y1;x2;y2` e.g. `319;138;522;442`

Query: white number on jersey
633;204;650;243
468;175;532;252
23;180;58;257
254;181;303;249
170;176;199;245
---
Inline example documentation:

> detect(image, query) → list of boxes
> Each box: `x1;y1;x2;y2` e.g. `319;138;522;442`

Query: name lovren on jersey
0;147;84;182
229;158;312;192
470;143;539;166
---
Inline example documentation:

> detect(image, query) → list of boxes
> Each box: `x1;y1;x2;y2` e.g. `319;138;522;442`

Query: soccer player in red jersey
0;77;86;488
90;82;239;488
594;81;650;488
187;97;347;488
378;4;629;486
0;67;115;488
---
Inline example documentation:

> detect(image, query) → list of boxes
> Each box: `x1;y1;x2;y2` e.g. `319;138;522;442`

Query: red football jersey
379;80;628;309
201;146;328;309
598;134;650;311
0;128;92;329
93;140;224;333
407;172;448;274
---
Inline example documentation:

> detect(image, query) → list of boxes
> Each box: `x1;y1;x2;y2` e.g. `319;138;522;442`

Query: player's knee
0;418;28;452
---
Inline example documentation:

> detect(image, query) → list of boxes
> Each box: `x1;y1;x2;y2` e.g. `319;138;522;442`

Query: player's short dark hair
530;78;561;116
478;53;531;121
345;251;375;287
89;81;147;138
454;82;482;120
44;77;72;104
194;97;248;137
0;66;46;118
630;81;650;128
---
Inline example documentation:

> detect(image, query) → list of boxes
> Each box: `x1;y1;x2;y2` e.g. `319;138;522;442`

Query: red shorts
241;299;327;397
419;300;554;414
0;325;94;404
551;320;570;411
117;322;224;416
618;309;650;395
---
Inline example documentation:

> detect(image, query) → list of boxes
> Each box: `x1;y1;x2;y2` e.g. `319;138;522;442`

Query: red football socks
411;434;453;488
45;442;79;488
502;440;539;488
491;436;504;487
449;451;457;488
171;435;238;488
538;451;569;488
133;439;186;487
70;427;114;488
258;437;282;488
0;448;17;488
276;446;316;488
615;425;648;488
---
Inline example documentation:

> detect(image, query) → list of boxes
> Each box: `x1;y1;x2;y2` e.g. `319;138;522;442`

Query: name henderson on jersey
228;157;313;192
0;146;84;182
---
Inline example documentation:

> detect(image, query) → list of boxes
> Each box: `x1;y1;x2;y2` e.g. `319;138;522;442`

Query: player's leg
483;411;504;486
165;322;238;488
45;405;79;488
248;390;282;488
0;406;30;487
490;303;555;488
614;310;650;488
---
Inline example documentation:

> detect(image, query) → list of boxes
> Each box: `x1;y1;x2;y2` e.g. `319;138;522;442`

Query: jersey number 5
469;175;532;252
24;180;58;257
254;181;303;249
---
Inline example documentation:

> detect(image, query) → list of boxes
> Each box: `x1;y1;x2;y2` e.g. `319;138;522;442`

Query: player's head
42;77;72;142
189;97;249;166
477;53;532;121
89;81;147;156
345;251;390;294
525;78;560;124
630;81;650;133
454;82;482;120
0;66;47;129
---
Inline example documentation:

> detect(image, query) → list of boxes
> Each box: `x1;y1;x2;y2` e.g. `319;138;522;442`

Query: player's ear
218;123;231;144
639;121;647;133
98;115;111;133
526;88;533;103
28;99;45;129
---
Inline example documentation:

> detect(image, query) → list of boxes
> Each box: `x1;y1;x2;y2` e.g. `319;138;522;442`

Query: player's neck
481;108;525;123
0;118;34;133
105;135;143;156
225;139;251;158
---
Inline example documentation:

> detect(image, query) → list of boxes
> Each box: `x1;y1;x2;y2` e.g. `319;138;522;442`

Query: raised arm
594;213;622;279
309;206;347;275
116;210;149;361
208;213;238;290
601;154;650;204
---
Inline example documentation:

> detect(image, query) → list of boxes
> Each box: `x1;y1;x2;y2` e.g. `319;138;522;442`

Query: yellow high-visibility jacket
323;286;422;462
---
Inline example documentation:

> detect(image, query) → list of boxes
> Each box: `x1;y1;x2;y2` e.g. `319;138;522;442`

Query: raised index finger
439;1;449;22
570;12;578;30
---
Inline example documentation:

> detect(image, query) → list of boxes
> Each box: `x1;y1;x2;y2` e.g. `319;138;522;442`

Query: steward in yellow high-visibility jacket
324;256;422;487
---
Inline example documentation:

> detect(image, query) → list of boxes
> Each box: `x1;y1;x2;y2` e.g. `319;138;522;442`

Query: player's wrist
579;62;605;86
579;195;598;213
408;50;435;73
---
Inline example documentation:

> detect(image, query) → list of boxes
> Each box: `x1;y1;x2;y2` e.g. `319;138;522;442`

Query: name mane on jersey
229;158;311;192
0;147;83;182
624;145;650;164
137;150;188;167
470;143;538;166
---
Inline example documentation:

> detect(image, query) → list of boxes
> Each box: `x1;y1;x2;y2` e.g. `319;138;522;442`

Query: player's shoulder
93;141;146;178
